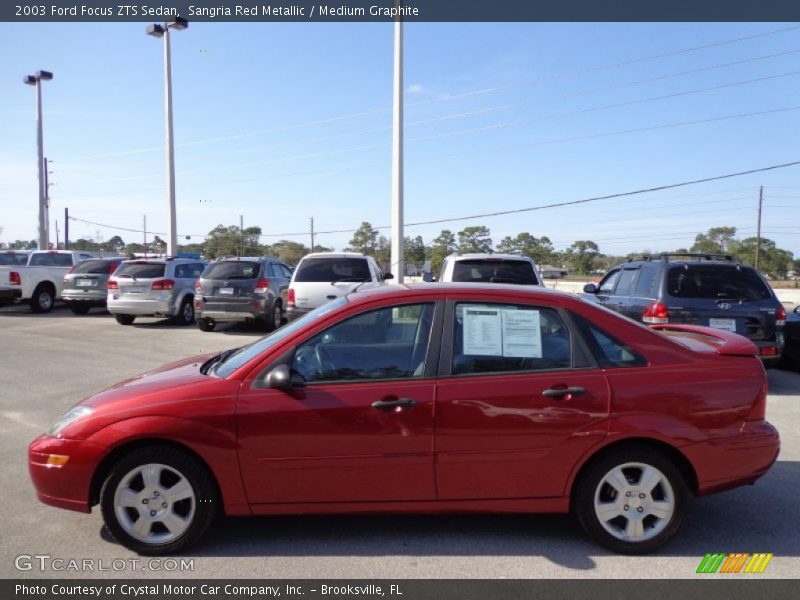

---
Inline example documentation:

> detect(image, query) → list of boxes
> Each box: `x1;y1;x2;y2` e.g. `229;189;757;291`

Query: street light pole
147;18;187;257
390;11;404;283
24;70;53;250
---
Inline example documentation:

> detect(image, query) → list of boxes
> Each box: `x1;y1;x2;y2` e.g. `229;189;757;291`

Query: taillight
194;280;202;293
254;278;270;294
108;261;118;274
107;280;119;290
776;305;786;327
151;279;175;291
9;271;21;285
288;287;295;307
643;301;669;324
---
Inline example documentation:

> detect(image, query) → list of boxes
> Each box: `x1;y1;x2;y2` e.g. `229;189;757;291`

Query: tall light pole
23;70;53;250
147;18;188;257
390;10;404;283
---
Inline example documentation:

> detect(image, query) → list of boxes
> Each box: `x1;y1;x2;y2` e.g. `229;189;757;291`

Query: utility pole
240;214;244;256
54;220;59;250
143;215;147;256
64;207;69;249
310;217;315;251
43;156;51;247
755;185;763;271
23;70;53;250
390;3;405;283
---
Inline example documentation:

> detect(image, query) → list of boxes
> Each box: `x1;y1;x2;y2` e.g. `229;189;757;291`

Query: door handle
372;397;416;410
542;386;587;399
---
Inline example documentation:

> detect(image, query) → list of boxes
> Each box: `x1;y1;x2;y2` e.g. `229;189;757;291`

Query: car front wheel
100;446;218;555
574;447;687;554
115;314;136;325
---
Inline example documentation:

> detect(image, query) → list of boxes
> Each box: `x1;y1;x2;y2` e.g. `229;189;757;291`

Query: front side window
291;303;435;383
598;270;621;294
452;303;571;375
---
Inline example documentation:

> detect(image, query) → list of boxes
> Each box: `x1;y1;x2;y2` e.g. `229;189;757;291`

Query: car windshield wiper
200;347;240;376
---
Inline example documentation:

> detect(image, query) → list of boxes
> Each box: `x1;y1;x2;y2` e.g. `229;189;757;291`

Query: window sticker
463;307;503;356
502;309;542;358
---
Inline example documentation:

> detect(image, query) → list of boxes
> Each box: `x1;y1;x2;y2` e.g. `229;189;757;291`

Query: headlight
48;406;94;436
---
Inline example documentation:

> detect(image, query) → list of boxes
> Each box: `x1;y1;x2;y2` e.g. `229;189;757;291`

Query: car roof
301;252;367;260
622;253;743;267
445;253;534;262
346;282;575;306
214;256;280;262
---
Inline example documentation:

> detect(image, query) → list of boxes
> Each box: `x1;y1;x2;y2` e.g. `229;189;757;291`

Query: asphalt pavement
1;304;798;579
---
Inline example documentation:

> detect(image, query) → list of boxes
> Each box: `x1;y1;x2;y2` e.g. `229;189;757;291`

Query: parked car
61;257;126;315
582;253;785;363
0;250;31;266
195;257;292;332
286;252;390;319
107;258;206;326
780;305;800;369
29;283;778;555
437;253;543;286
0;250;96;312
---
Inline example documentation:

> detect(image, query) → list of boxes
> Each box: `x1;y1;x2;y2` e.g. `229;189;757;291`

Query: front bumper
28;435;108;513
107;296;176;317
684;420;780;495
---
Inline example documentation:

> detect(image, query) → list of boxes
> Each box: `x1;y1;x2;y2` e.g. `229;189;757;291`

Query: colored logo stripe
697;553;772;574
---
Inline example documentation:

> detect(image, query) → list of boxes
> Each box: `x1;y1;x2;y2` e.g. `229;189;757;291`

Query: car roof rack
626;252;740;264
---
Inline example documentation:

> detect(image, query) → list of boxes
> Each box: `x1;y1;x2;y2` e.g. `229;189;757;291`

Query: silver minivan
107;258;206;326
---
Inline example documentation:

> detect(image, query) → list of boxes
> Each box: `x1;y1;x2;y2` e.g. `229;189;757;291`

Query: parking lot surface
1;304;798;579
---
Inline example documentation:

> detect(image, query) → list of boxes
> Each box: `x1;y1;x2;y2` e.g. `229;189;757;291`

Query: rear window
72;260;115;275
0;253;27;266
115;262;166;279
666;265;771;301
203;261;260;280
452;259;539;285
29;253;73;267
294;258;371;282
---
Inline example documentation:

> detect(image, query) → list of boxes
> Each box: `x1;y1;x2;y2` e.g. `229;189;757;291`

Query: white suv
287;252;391;319
438;253;543;286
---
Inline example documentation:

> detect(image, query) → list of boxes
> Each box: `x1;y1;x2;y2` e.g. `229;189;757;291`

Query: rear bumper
754;339;783;361
28;435;108;514
198;299;268;322
0;288;22;301
62;290;107;305
286;306;313;321
107;296;176;317
685;420;780;495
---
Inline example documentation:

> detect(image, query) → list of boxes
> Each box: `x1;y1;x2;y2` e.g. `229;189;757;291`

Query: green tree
10;239;37;250
404;235;427;272
151;236;167;255
272;240;310;266
102;235;125;254
496;233;555;264
690;226;737;254
428;230;456;275
71;238;99;251
347;222;380;255
457;226;492;254
730;237;794;278
203;224;263;259
564;240;601;275
374;235;391;274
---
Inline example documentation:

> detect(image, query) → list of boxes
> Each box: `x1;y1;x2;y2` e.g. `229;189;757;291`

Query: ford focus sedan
28;284;779;555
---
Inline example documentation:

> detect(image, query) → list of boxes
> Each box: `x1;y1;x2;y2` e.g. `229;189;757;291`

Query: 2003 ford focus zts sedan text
28;284;779;555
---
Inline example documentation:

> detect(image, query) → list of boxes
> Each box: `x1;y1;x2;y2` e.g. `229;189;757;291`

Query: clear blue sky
1;22;799;256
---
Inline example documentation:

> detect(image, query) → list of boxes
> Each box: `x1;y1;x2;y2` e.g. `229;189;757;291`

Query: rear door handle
372;397;416;410
542;386;587;399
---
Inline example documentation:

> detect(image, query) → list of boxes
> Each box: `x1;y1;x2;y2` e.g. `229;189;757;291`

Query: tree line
3;222;797;278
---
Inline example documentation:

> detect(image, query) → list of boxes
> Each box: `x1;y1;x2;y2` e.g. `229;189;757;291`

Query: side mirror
383;272;394;281
583;283;598;294
794;305;800;314
265;364;305;391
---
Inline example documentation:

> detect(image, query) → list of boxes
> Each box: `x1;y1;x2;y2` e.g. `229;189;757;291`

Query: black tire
573;446;688;555
176;297;195;326
198;318;216;332
99;445;218;555
68;303;91;315
115;314;136;326
261;300;283;332
29;284;55;313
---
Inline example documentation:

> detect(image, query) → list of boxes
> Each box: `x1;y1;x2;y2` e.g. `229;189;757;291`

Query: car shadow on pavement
97;461;799;570
767;368;800;395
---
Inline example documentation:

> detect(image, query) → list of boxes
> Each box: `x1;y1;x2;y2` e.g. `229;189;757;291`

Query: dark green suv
583;253;786;363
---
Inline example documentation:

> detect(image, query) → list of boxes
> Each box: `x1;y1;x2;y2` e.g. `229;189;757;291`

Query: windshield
666;265;771;301
452;259;539;285
294;257;370;282
212;297;349;378
115;262;166;279
203;261;260;280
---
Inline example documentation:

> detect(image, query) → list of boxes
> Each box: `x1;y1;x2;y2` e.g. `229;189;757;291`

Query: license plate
219;287;234;295
126;285;148;294
76;279;94;287
709;318;736;332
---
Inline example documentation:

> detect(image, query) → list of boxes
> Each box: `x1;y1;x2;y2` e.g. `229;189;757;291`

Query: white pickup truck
0;250;97;313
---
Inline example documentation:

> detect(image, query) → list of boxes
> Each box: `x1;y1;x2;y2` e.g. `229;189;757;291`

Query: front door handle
542;386;587;399
372;397;416;410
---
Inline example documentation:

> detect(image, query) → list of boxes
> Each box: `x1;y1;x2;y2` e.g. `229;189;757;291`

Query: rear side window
635;266;658;297
115;262;166;279
72;260;114;275
666;265;771;300
451;260;539;285
203;261;260;280
571;313;647;368
294;258;371;282
29;253;73;267
0;253;27;266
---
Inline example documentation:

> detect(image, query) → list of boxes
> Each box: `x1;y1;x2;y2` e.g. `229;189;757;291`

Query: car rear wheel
68;304;91;315
574;447;687;554
176;297;195;326
262;301;283;331
100;446;218;555
29;284;55;313
198;318;216;332
115;314;136;325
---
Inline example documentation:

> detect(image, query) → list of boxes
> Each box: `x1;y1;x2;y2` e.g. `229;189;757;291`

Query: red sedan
29;284;779;555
